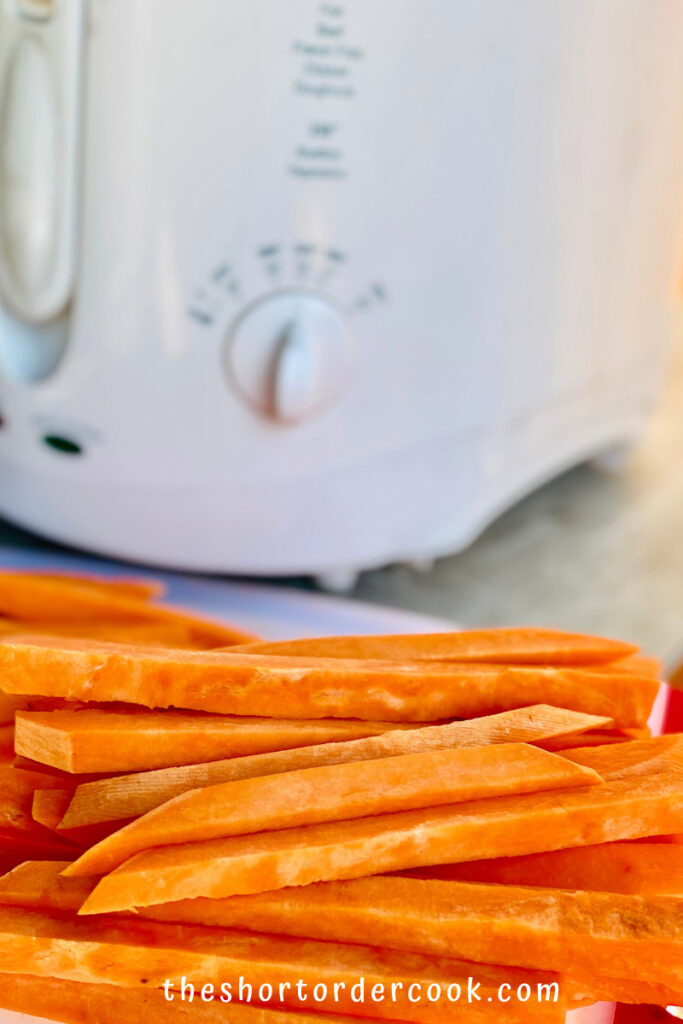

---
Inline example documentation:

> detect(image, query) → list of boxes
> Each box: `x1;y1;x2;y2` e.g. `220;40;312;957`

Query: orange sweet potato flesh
0;692;33;725
0;724;13;760
136;876;683;1002
407;841;683;896
0;765;72;838
233;628;636;664
64;744;600;877
78;873;682;1001
14;708;419;774
0;906;563;1024
19;571;166;601
0;636;657;725
31;790;128;850
0;618;218;649
611;654;662;678
58;705;611;827
32;788;72;831
0;767;87;864
0;975;398;1024
537;729;636;752
0;865;663;1009
79;736;683;913
40;701;604;786
0;576;255;647
0;861;92;911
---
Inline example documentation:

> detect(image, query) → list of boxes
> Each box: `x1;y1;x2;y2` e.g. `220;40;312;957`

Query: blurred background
1;0;683;660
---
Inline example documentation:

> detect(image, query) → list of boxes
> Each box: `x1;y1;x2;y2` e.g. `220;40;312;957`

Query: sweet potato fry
30;789;126;850
20;571;166;601
78;737;683;913
233;628;636;664
0;861;89;910
0;866;666;1009
64;744;599;877
58;706;611;828
32;788;72;831
0;765;71;837
406;841;683;895
85;875;683;996
14;708;418;774
0;906;562;1024
0;636;657;725
0;576;255;646
142;878;683;1001
611;654;662;678
0;974;413;1024
0;618;213;649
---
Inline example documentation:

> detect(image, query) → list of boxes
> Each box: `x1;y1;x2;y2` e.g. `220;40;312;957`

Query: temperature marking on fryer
187;267;243;328
316;247;347;287
258;244;283;280
350;281;389;315
188;308;214;326
211;263;230;283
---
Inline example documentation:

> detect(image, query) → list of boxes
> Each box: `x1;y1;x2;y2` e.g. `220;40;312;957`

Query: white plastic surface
227;291;353;423
0;0;682;574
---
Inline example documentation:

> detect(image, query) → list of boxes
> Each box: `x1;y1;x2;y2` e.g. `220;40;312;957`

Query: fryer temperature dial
226;291;353;424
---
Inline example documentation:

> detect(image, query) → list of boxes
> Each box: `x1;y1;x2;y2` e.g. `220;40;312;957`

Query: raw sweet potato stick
0;766;71;838
0;576;255;646
0;975;419;1024
58;705;611;827
0;866;668;1009
0;636;657;725
610;654;662;677
0;619;220;649
14;708;420;774
0;861;92;911
406;841;683;895
64;744;600;877
101;875;683;995
78;737;683;913
232;628;636;664
18;571;166;601
32;789;73;831
0;906;562;1024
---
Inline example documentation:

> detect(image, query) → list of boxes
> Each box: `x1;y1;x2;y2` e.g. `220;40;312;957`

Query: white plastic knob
271;319;317;424
227;291;353;424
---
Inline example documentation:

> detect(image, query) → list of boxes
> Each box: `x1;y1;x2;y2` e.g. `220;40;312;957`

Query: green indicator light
42;435;83;456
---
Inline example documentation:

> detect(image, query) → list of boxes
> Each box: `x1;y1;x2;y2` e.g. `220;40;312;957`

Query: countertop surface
2;338;682;666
